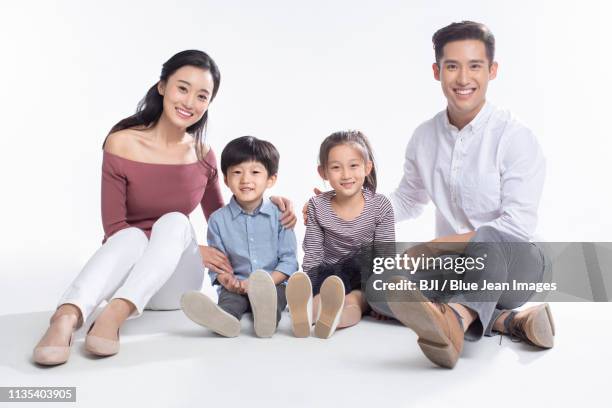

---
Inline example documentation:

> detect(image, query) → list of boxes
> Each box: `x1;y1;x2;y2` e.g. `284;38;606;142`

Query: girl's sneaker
286;271;313;337
314;276;345;339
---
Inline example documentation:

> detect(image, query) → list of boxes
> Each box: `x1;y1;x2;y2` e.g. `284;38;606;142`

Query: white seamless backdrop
1;0;610;314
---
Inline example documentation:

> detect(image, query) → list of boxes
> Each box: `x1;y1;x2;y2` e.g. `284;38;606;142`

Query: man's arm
388;135;430;223
478;128;545;241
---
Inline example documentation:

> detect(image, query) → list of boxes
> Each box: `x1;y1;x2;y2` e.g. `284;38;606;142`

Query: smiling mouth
453;88;476;96
340;182;355;188
239;187;255;192
176;107;194;118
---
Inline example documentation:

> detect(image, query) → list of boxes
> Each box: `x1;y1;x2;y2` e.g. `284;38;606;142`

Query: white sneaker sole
314;276;345;339
181;291;240;338
286;272;313;337
248;270;278;338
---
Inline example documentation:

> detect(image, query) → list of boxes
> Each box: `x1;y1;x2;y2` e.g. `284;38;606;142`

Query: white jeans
58;212;218;321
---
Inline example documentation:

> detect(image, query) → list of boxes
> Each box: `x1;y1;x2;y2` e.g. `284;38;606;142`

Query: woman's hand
270;196;297;229
301;188;322;225
199;245;233;275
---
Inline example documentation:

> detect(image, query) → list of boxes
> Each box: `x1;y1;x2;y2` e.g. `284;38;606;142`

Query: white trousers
58;212;218;321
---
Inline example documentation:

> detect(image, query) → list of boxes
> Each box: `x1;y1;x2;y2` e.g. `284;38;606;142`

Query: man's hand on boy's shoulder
270;196;297;229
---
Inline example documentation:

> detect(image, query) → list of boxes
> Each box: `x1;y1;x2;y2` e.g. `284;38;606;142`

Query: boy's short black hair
220;136;279;177
432;21;495;66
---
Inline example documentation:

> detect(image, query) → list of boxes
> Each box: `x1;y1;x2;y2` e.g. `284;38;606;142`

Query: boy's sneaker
248;270;278;338
181;291;240;338
314;276;345;339
286;271;313;337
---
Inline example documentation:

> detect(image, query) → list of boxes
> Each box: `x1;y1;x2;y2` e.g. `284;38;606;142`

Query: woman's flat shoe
33;333;74;366
85;322;120;357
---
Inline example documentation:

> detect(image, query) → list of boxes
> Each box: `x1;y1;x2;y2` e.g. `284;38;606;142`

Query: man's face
433;39;498;124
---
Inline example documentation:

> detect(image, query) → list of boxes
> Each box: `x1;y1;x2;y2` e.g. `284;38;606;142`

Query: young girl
287;130;395;338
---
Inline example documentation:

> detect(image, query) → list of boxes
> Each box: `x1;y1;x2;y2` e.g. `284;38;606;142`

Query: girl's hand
270;196;297;229
370;310;390;321
302;188;323;225
199;245;233;275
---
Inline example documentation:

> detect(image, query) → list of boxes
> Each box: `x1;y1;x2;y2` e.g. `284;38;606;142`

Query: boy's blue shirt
207;195;299;285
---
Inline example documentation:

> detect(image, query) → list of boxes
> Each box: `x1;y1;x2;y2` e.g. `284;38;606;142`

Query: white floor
0;302;608;408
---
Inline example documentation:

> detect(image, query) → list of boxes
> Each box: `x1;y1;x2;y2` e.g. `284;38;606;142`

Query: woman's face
157;65;215;129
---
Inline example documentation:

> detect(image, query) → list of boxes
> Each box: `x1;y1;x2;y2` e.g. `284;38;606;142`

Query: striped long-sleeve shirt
302;189;395;282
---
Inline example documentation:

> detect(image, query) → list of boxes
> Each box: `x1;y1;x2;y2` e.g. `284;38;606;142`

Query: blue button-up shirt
207;196;299;284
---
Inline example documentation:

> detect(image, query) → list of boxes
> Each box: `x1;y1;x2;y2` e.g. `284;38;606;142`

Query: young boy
181;136;298;338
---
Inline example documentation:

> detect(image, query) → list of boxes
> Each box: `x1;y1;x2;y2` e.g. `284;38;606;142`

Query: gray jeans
368;226;550;341
218;285;287;324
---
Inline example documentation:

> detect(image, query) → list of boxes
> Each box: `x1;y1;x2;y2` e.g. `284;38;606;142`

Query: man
378;21;554;368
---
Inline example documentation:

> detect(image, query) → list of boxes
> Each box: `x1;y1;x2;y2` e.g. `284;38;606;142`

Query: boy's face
224;161;277;209
432;39;498;124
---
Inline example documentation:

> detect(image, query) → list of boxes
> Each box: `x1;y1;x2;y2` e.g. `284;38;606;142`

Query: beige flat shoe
85;322;120;357
33;333;74;366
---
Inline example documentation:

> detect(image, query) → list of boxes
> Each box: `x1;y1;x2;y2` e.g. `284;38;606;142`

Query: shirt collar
443;100;494;134
228;195;274;219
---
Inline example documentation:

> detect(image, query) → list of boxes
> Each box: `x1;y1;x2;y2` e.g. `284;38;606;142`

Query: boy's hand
302;188;322;225
238;279;249;294
218;273;242;294
270;196;296;229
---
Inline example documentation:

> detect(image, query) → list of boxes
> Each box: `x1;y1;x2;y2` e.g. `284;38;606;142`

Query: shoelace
498;311;535;346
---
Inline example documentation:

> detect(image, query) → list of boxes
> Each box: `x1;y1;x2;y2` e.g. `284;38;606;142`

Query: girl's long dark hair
318;130;377;192
104;50;221;177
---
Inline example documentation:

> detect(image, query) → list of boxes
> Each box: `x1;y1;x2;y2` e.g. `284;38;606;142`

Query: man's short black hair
433;21;495;66
220;136;279;177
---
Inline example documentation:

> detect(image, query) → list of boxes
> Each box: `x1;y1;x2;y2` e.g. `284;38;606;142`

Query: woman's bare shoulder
104;128;146;157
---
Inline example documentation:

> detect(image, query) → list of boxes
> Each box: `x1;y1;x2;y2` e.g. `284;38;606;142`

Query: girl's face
319;143;372;199
157;65;214;129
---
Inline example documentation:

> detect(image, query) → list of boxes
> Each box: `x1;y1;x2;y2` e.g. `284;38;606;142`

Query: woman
33;50;296;365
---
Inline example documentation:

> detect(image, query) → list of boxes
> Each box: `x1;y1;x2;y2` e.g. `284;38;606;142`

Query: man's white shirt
389;101;545;241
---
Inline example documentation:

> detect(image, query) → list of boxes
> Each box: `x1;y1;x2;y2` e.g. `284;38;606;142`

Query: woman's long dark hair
104;50;221;176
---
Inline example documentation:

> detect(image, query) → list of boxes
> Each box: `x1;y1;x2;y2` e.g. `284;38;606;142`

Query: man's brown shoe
502;303;555;349
387;277;464;368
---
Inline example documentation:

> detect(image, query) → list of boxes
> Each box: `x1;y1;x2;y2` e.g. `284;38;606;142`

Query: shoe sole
314;276;345;339
286;272;313;337
386;277;460;368
181;291;240;338
525;303;555;348
248;271;278;338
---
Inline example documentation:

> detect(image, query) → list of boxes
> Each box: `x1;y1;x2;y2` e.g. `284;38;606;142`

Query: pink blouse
100;148;224;243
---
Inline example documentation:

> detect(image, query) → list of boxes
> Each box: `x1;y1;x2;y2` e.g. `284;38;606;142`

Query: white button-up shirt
389;101;545;241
